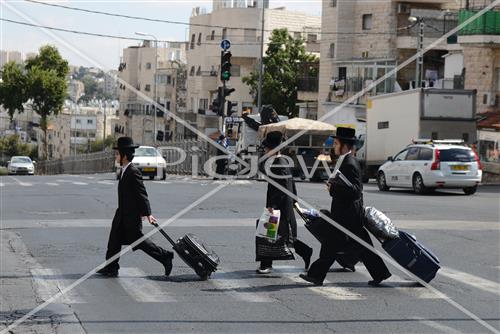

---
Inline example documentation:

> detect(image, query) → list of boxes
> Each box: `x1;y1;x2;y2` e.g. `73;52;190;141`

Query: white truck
358;88;477;181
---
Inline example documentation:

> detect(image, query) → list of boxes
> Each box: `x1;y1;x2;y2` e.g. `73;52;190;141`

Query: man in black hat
96;137;174;277
257;131;313;274
300;127;391;286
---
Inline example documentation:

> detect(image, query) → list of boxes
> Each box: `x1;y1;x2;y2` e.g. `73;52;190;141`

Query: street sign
220;39;231;51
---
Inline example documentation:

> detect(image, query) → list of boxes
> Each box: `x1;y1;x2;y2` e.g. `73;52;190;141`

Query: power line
23;0;399;37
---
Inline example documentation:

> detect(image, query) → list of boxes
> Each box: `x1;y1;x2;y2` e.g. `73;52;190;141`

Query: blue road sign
221;39;231;51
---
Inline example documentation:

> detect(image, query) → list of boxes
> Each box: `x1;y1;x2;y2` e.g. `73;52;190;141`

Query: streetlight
408;16;425;88
135;31;158;146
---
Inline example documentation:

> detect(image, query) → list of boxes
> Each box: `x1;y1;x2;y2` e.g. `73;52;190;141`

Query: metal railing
159;140;213;176
37;151;115;175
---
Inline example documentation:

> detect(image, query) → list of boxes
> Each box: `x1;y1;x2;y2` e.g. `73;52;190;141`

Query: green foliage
0;134;32;157
242;28;318;118
89;135;116;153
0;62;29;121
25;45;69;160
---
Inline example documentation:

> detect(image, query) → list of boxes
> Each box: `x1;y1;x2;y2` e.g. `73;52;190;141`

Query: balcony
458;9;500;44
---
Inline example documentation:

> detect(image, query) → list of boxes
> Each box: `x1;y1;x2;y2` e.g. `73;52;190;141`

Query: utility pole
257;1;265;115
416;19;425;88
102;101;107;151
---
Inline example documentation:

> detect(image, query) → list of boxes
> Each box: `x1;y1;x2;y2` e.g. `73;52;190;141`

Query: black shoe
162;252;174;276
96;268;118;277
368;273;391;287
299;273;323;286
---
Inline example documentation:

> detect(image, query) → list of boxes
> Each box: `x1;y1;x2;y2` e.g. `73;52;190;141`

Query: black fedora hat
261;131;283;149
113;136;139;150
332;127;357;144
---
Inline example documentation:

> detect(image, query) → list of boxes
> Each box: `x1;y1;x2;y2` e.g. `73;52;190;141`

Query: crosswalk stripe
0;182;4;187
8;176;32;187
274;266;365;300
116;267;176;303
72;182;88;185
97;181;115;185
440;267;500;297
211;269;274;303
30;268;85;304
45;182;59;186
355;267;441;299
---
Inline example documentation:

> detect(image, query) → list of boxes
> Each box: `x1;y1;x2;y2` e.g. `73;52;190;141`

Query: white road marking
211;270;274;303
56;179;73;183
72;182;88;185
413;317;464;334
0;182;4;187
116;267;176;303
97;181;115;185
45;183;59;186
31;268;85;304
8;176;32;187
440;267;500;297
274;266;365;300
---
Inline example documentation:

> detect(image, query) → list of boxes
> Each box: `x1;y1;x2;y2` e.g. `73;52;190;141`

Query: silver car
8;156;35;175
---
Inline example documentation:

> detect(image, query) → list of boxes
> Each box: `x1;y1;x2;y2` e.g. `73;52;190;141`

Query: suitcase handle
152;222;177;247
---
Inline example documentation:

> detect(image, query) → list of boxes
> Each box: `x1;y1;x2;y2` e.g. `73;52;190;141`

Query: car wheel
463;186;477;195
412;173;427;195
377;172;390;191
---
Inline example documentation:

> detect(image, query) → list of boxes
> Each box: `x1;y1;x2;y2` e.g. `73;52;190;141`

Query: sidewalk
0;230;86;334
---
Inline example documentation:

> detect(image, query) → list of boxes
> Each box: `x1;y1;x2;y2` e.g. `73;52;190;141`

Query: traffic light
220;51;232;81
226;101;238;117
222;86;235;99
211;97;223;116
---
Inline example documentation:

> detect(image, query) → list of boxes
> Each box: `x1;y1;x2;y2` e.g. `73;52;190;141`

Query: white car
377;141;482;195
115;146;167;180
8;156;35;175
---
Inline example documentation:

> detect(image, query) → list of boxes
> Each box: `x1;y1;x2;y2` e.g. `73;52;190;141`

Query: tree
0;61;29;123
0;134;31;157
242;28;318;118
25;45;69;160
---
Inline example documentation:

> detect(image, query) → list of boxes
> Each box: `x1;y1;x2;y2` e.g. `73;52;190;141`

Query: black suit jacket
329;154;364;234
112;164;151;245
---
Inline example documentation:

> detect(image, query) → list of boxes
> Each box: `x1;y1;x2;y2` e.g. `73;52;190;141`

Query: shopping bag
255;209;281;241
364;207;399;241
255;236;295;261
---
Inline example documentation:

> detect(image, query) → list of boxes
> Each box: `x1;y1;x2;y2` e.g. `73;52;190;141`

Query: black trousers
260;239;312;269
307;227;390;282
104;227;171;271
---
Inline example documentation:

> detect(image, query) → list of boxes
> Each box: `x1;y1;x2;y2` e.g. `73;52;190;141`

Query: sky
1;0;322;70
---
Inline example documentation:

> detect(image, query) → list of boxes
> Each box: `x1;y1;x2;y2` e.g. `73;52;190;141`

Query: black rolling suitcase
293;204;359;270
381;230;440;283
152;223;220;280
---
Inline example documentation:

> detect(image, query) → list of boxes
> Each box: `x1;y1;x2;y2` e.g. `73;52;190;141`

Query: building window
87;119;93;125
145;84;151;92
330;0;337;7
146;62;152;70
189;66;195;76
329;43;335;58
294;32;302;40
76;119;81;124
462;133;469;143
190;34;196;49
307;34;317;43
338;67;347;79
167;75;172;84
378;121;389;129
231;65;241;77
197;33;202;45
222;28;227;40
196;66;202;76
362;14;373;30
244;28;257;42
199;98;208;111
431;132;438;140
211;30;215;41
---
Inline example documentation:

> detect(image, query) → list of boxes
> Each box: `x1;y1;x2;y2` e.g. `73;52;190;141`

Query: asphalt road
1;173;499;334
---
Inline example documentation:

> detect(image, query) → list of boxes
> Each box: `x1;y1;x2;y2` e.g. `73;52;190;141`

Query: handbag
255;236;295;261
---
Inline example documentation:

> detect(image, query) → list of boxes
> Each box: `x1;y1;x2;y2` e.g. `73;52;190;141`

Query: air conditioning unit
483;92;496;106
398;3;410;14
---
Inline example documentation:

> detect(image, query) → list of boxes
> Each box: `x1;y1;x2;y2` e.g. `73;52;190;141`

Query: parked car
377;140;482;195
7;156;35;175
115;146;167;180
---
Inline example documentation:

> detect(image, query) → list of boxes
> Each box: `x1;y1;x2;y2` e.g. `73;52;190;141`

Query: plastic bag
364;207;399;241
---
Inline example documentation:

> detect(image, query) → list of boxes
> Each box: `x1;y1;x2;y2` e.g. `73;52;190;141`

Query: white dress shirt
120;162;132;179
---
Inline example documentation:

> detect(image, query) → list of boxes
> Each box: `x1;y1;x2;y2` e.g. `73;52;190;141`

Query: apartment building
318;0;459;128
186;0;321;136
117;40;188;146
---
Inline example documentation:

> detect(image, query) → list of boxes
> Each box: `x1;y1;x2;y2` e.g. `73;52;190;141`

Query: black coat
112;164;151;245
265;156;297;242
329;154;365;235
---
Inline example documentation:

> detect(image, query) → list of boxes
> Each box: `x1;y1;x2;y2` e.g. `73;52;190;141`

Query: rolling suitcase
294;204;359;270
152;223;220;280
381;230;440;283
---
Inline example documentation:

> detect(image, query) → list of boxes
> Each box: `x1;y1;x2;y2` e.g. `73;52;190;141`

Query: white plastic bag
256;209;281;241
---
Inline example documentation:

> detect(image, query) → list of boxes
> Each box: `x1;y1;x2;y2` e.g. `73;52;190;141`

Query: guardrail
159;140;213;176
36;151;115;175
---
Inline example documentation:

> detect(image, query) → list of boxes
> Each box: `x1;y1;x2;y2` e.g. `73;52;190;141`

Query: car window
134;147;158;157
440;149;475;162
418;148;433;161
406;147;420;161
394;149;408;161
11;157;32;163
